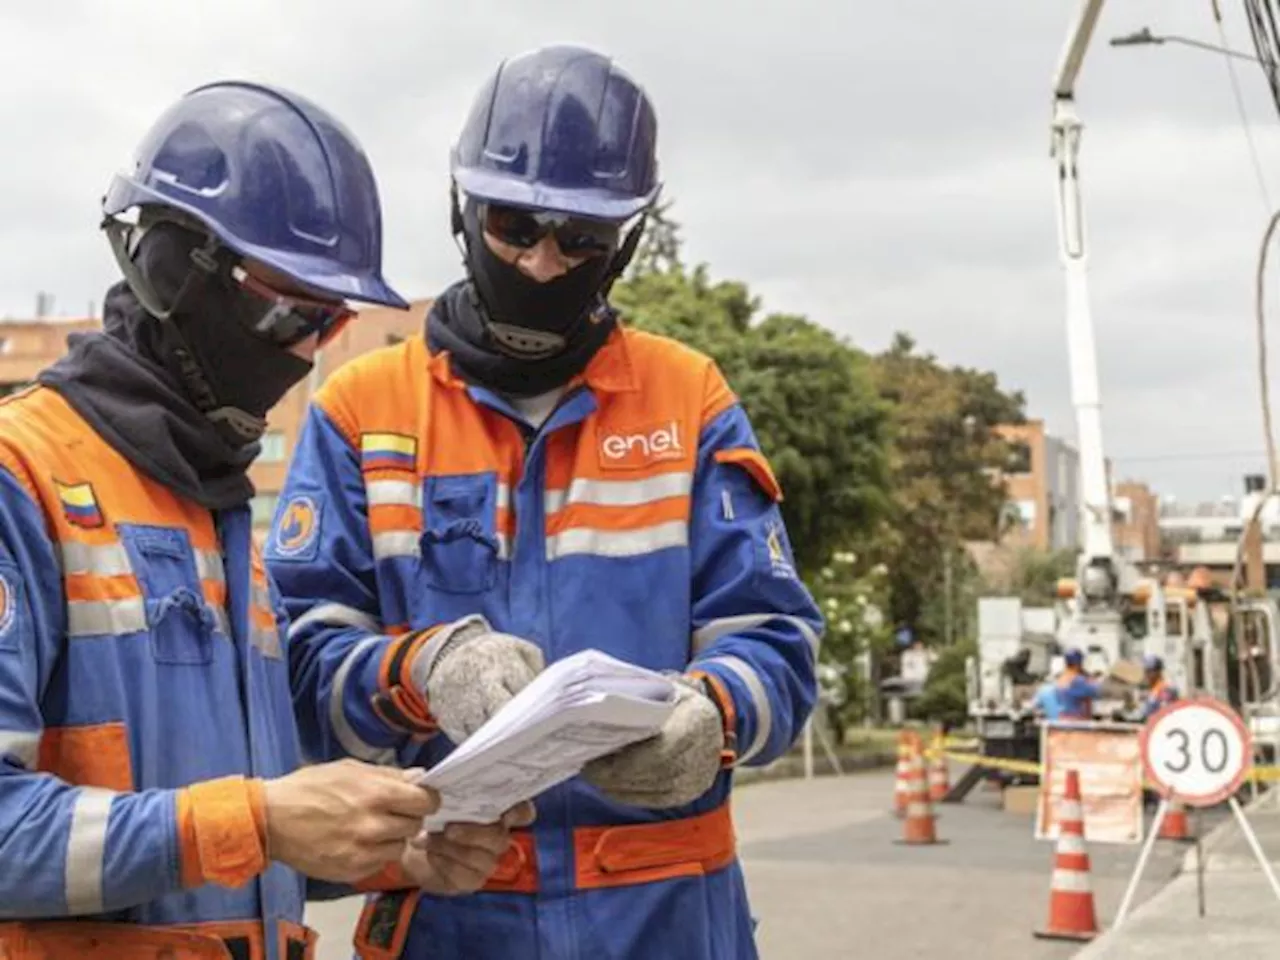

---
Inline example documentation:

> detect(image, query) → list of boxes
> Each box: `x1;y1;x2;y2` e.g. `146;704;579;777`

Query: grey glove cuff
408;614;492;694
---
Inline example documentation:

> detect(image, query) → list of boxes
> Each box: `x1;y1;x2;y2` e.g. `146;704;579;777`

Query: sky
3;0;1280;504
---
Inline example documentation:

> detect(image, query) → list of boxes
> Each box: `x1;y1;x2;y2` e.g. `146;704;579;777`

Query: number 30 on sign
1139;697;1252;807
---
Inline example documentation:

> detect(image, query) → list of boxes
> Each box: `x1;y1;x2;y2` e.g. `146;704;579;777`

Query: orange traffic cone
895;739;947;846
928;729;951;803
1034;768;1099;941
892;731;916;817
1158;797;1194;843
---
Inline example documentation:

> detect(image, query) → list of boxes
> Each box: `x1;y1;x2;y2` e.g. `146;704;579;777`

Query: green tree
612;264;891;575
869;334;1026;643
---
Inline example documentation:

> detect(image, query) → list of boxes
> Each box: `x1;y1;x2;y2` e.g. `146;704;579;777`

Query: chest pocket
118;525;226;666
419;473;500;595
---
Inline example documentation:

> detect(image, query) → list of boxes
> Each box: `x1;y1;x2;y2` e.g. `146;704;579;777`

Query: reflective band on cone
928;729;950;802
895;739;947;846
893;731;916;817
1034;768;1099;942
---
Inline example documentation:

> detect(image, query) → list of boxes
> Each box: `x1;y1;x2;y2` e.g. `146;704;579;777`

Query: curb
1070;787;1272;958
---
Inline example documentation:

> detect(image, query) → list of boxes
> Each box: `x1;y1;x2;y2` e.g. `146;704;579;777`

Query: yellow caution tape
942;750;1041;776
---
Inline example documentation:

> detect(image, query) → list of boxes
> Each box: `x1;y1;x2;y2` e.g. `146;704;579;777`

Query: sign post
1113;697;1280;929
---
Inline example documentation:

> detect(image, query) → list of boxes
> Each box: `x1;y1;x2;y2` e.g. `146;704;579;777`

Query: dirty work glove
411;615;545;744
580;675;726;809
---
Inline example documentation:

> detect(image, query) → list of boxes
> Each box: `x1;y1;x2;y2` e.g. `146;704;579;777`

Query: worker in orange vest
0;81;525;960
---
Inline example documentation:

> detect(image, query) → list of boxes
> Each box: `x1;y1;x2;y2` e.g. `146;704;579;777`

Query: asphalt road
306;768;1211;959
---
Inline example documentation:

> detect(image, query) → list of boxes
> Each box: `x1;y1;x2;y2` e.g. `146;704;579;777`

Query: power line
1212;0;1274;209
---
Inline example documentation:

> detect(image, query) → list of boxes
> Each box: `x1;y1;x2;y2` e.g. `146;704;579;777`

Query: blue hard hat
451;45;660;222
102;80;406;309
1064;648;1084;667
1143;654;1164;672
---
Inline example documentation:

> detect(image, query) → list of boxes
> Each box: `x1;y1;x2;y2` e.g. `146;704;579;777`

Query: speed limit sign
1140;697;1252;807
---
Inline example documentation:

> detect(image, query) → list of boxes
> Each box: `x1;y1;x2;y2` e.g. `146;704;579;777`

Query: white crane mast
1052;0;1116;573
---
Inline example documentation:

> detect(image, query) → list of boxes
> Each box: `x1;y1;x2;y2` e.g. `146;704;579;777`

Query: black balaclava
130;220;314;446
426;195;644;398
463;199;615;361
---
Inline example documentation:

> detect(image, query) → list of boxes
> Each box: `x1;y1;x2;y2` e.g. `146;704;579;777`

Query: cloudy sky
3;0;1279;503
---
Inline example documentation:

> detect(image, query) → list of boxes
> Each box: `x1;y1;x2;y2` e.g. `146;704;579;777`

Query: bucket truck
962;1;1280;789
963;0;1160;782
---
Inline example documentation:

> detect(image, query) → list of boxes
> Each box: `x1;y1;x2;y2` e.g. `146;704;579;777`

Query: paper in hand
413;648;677;830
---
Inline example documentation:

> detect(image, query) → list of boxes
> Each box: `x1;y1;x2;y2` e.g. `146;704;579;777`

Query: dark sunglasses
231;265;353;348
481;203;620;257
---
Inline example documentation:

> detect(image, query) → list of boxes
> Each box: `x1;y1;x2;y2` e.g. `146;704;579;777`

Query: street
306;767;1207;958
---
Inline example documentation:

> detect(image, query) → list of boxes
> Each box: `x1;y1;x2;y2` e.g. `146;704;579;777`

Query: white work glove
580;675;726;809
410;615;545;744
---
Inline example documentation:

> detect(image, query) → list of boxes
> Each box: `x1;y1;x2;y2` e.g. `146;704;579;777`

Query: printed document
415;649;677;828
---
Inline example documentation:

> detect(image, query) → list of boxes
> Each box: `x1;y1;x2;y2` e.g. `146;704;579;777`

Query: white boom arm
1051;0;1117;580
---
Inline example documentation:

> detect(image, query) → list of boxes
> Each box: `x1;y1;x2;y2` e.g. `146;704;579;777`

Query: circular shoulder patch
274;494;320;558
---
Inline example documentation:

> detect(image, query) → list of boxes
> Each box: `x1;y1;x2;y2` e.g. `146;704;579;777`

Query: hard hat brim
452;166;659;223
104;177;409;310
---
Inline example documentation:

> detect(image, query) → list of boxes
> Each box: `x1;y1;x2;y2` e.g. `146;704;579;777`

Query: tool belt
0;918;317;960
354;803;737;959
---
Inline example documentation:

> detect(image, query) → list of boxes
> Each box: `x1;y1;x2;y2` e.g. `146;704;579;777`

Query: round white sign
1140;698;1251;807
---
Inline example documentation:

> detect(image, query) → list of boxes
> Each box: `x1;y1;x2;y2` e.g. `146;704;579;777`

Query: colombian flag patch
360;433;417;472
55;481;104;530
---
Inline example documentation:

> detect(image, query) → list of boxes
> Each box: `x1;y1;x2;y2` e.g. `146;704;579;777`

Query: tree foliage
993;547;1077;606
868;334;1026;643
912;636;978;729
612;260;891;576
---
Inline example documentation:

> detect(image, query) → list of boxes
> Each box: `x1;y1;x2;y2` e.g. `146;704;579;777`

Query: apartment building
992;421;1160;562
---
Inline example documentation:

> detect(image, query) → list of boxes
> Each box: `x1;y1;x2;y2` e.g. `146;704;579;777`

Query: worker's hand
263;760;438;883
581;675;725;808
412;615;545;744
400;802;537;896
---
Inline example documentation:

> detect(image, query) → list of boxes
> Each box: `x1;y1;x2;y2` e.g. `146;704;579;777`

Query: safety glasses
231;265;354;348
480;203;621;257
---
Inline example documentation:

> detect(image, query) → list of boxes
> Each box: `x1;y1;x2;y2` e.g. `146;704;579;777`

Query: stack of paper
415;648;678;828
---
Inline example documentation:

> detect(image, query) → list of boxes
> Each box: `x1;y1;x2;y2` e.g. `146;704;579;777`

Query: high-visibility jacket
1055;667;1101;721
267;326;823;960
0;385;318;960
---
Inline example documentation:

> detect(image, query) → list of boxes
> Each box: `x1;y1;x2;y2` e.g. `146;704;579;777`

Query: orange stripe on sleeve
689;670;739;767
178;776;268;890
175;789;204;889
372;627;444;734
